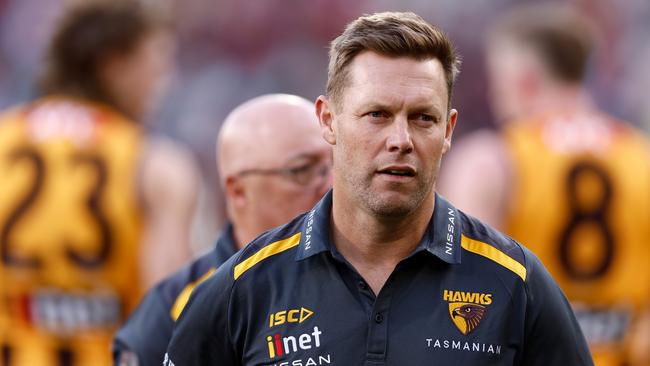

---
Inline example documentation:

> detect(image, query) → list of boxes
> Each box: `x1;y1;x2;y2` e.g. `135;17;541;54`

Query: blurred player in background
439;3;650;365
0;1;200;365
113;93;332;366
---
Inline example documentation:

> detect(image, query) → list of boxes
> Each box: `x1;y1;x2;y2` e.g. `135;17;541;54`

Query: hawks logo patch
443;289;492;335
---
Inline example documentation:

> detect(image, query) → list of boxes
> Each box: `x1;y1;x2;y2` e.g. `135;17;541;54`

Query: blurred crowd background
1;0;649;252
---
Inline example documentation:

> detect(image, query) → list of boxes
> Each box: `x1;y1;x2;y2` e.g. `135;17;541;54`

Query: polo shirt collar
213;222;239;262
294;190;462;264
424;194;462;264
295;191;333;260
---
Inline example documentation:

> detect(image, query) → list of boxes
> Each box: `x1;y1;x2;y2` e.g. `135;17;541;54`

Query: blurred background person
0;1;199;365
439;3;650;365
113;93;332;366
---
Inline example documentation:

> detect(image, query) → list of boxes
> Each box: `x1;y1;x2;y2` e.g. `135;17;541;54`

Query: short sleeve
518;250;594;365
113;288;175;366
165;258;239;366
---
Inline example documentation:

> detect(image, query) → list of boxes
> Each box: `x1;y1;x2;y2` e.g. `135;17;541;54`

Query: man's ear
224;175;246;209
316;95;336;145
442;108;458;154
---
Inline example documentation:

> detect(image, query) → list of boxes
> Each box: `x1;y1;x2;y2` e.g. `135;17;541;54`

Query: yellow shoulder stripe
170;268;217;321
234;232;301;280
461;235;527;281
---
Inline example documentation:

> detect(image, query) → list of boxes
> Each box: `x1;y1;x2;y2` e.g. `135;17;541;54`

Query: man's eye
288;164;311;175
417;114;435;122
368;111;386;119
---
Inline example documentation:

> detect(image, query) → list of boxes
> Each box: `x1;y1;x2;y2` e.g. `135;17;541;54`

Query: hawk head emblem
448;302;487;335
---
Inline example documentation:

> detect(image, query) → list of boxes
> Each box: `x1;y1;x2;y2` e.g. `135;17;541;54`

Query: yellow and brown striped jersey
503;111;650;366
0;96;144;366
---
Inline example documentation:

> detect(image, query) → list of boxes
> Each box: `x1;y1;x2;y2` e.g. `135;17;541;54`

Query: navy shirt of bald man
113;94;332;366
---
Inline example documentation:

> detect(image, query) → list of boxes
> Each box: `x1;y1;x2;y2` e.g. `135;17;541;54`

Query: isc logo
269;307;314;328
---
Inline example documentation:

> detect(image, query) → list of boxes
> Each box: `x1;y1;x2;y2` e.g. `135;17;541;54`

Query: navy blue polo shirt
113;224;238;366
165;191;592;365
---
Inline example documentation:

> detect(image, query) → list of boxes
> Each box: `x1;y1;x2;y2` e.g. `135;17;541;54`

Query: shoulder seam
461;234;527;281
233;232;301;280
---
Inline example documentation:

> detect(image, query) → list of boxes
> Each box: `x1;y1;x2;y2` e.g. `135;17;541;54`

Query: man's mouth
377;166;416;177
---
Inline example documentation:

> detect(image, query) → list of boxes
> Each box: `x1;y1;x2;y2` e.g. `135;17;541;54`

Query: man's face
486;39;537;124
319;52;457;217
102;29;175;120
242;118;332;230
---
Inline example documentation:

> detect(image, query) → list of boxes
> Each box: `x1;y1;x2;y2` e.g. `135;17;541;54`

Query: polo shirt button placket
374;312;384;324
366;289;391;365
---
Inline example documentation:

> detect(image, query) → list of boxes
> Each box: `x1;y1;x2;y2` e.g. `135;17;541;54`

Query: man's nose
386;116;414;153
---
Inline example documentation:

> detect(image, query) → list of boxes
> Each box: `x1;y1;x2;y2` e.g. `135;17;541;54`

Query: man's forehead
228;124;325;169
248;148;327;172
349;52;443;79
252;129;329;166
344;52;448;109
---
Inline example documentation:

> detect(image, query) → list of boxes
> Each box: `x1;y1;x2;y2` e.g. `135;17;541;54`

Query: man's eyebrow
362;102;392;111
357;99;411;113
410;106;443;117
284;152;321;164
357;100;443;114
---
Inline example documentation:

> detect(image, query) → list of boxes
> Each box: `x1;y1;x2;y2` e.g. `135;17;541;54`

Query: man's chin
366;193;419;218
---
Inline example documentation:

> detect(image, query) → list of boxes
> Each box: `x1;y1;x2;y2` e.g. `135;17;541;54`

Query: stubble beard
348;167;436;219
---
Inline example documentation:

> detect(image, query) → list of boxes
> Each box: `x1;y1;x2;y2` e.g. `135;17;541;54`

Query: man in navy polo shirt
165;12;593;365
112;94;332;366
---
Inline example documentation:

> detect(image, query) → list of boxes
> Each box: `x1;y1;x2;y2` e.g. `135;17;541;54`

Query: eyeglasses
238;159;331;186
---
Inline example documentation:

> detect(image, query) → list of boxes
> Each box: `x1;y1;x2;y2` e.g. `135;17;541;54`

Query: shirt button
374;312;384;324
358;281;368;290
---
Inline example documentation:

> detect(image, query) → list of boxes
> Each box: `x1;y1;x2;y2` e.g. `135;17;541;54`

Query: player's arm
438;129;510;229
518;249;594;365
113;287;175;366
629;309;650;365
138;137;200;289
165;257;239;365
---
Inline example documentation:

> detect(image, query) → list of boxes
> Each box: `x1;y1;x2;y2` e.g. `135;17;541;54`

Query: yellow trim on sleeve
233;232;301;280
170;268;217;321
461;235;527;281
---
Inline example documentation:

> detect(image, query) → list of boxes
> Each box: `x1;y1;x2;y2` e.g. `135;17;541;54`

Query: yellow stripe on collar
461;235;527;281
234;232;301;280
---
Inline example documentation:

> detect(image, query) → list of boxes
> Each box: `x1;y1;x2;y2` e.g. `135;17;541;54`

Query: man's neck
330;192;435;295
232;224;254;250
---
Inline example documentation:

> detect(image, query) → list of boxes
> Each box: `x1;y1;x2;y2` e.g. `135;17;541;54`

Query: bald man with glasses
113;94;332;366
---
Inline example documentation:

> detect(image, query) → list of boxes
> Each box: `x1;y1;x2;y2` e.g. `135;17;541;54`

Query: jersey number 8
558;161;615;281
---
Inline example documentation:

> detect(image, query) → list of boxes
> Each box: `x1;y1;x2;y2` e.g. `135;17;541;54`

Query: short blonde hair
327;11;461;109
